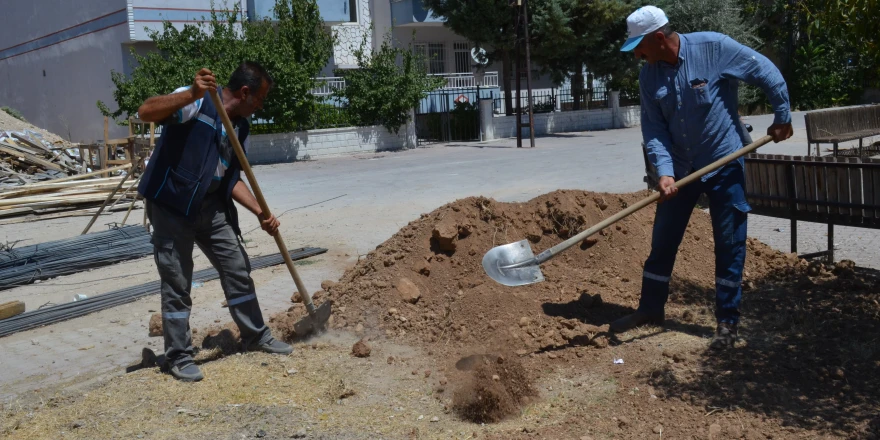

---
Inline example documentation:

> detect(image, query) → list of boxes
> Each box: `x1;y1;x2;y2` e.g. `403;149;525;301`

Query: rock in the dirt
291;428;307;438
148;313;163;337
351;339;372;358
413;260;431;276
833;260;856;278
617;416;630;427
652;425;663;434
321;280;338;292
519;317;532;327
255;429;267;438
432;219;459;251
395;278;421;304
709;423;722;439
354;323;364;334
291;291;302;303
590;335;609;348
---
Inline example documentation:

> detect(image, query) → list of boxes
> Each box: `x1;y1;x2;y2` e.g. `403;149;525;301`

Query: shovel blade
482;239;545;287
293;301;332;337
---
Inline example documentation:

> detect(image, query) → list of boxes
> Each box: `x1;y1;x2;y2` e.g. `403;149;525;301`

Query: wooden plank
820;156;834;216
774;155;788;211
0;193;113;208
755;156;768;208
804;157;817;213
744;156;756;205
0;301;26;320
0;178;124;199
870;158;880;219
11;133;53;154
766;156;778;209
836;157;849;216
793;159;806;212
0;143;63;171
848;157;863;219
0;163;130;189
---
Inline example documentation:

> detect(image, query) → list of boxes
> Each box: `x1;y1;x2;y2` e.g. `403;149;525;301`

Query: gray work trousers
147;193;271;367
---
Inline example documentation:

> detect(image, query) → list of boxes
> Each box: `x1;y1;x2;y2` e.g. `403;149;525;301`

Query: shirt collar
657;33;685;68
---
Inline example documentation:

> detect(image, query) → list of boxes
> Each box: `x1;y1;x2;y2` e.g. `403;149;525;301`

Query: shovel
483;135;773;286
209;90;331;336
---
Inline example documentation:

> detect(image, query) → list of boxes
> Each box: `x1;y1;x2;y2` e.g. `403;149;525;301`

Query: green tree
421;0;518;114
658;0;770;111
800;0;879;87
98;0;333;128
530;0;642;109
334;32;444;134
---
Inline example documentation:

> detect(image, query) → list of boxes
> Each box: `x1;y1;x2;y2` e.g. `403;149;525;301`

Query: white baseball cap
620;6;669;52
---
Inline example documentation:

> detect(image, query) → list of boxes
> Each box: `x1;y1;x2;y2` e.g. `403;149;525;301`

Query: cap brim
620;35;644;52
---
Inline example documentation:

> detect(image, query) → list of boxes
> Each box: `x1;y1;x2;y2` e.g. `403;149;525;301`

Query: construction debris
0;301;25;320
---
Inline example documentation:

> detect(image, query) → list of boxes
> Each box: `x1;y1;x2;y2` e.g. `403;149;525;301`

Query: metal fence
415;88;488;144
492;86;612;115
250;96;353;135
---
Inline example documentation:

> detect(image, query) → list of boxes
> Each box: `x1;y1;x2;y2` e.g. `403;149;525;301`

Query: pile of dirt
274;190;798;353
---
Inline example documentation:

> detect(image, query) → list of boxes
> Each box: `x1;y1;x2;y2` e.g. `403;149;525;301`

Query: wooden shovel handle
208;90;316;311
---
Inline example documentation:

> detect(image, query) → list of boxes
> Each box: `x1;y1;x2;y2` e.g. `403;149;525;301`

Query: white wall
484;105;641;141
248;122;416;163
0;0;131;142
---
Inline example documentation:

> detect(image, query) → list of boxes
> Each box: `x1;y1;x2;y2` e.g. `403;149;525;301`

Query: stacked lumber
0;164;138;219
0;130;83;186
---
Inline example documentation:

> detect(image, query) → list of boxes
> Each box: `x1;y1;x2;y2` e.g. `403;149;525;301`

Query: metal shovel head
482;239;545;287
293;301;332;337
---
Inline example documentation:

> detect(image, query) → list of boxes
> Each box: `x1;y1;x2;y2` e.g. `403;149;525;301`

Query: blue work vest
138;88;248;235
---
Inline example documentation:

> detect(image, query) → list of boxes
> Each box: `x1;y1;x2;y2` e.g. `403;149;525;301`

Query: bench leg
827;223;834;264
790;218;797;254
859;138;863;157
833;142;838;157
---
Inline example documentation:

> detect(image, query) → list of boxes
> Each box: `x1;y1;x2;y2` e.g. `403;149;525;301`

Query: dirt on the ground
4;190;879;439
0;109;74;146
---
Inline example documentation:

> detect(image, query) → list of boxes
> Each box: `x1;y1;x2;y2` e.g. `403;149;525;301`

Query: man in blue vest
610;7;793;349
137;62;291;382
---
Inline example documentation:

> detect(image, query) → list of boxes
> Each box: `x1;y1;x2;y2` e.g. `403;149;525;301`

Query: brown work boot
709;322;738;350
609;311;664;333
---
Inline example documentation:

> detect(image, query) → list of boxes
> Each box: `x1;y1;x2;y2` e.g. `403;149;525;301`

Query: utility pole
511;0;535;148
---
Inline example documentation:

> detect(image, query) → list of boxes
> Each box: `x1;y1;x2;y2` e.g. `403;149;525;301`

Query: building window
454;42;470;73
414;43;446;74
349;0;358;22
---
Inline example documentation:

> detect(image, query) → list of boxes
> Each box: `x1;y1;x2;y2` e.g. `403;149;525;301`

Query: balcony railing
311;72;499;95
429;72;499;89
311;77;347;96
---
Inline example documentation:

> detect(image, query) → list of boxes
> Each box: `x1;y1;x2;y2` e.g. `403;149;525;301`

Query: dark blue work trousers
638;164;750;324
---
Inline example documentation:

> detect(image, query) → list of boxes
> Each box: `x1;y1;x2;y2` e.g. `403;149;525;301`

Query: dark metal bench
804;104;880;157
744;153;880;262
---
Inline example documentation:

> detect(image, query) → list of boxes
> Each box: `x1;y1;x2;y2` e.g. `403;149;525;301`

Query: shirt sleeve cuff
657;164;675;178
773;108;791;125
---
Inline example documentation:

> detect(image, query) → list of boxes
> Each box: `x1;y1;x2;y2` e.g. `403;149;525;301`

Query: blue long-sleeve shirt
640;32;791;180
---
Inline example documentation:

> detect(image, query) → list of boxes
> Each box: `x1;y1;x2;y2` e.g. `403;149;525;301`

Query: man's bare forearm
137;90;198;123
231;180;262;217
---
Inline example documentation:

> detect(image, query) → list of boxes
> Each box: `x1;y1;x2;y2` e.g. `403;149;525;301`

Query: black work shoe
609;311;665;333
170;361;204;382
710;322;738;350
249;337;294;355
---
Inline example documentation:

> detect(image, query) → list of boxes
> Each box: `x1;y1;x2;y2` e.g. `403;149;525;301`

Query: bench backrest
804;104;880;142
745;153;880;227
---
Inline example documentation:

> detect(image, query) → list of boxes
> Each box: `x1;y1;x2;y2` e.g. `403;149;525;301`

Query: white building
0;0;556;142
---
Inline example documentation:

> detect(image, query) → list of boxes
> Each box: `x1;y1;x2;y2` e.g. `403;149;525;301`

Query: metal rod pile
0;225;153;290
0;247;327;337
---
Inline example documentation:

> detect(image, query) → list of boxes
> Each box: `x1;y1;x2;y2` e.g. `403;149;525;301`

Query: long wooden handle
208;90;316;312
533;135;773;264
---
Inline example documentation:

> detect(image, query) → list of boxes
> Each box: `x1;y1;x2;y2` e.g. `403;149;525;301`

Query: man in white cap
610;6;793;349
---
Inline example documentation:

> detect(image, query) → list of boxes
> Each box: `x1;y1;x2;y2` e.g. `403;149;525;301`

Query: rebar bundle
0;225;152;290
0;247;326;337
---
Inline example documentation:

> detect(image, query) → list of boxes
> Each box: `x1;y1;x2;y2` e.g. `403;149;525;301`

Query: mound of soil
277;190;796;354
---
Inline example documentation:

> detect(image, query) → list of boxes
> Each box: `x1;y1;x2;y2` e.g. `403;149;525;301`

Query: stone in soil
148;313;163;337
351;339;371;358
395;277;421;304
